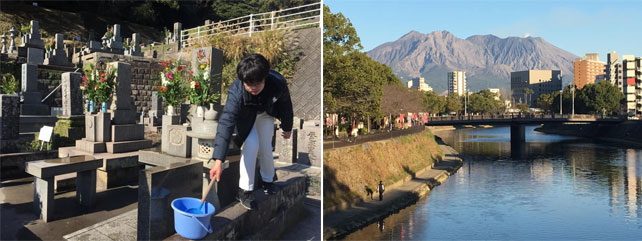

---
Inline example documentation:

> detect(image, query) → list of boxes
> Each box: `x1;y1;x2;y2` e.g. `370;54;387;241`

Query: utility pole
464;90;468;116
571;85;575;116
559;90;563;115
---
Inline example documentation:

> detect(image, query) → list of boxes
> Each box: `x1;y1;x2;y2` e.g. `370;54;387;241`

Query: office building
573;53;606;89
448;71;466;96
407;77;433;92
511;70;563;106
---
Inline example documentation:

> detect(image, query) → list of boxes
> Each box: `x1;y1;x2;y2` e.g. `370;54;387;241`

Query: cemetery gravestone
20;64;49;115
44;34;73;66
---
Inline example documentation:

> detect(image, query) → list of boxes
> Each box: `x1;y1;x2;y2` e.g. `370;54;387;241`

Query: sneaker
263;182;278;195
236;189;254;210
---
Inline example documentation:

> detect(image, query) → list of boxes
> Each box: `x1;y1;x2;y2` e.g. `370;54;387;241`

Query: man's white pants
239;112;275;191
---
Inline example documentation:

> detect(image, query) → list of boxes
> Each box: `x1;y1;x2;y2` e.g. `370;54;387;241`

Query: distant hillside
367;30;578;94
0;3;164;45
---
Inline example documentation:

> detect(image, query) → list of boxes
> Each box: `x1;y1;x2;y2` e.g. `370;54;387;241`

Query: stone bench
25;155;102;222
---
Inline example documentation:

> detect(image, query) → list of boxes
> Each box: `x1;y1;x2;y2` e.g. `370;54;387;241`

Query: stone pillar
174;22;182;48
192;47;224;105
131;33;142;56
20;64;49;115
33;177;54;222
44;33;72;66
1;35;6;54
8;27;16;53
27;20;44;48
76;170;96;207
61;72;83;116
110;62;137;124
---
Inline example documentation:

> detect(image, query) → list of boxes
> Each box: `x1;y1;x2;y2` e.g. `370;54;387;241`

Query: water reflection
344;125;642;240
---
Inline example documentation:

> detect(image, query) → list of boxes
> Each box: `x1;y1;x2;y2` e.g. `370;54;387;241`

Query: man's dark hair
237;54;270;85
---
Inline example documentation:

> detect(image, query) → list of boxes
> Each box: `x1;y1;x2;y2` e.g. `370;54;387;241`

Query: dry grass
323;130;443;210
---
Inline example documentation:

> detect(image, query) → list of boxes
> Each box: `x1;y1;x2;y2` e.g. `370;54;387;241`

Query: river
344;125;642;240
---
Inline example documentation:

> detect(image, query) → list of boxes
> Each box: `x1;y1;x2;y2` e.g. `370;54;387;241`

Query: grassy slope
323;129;443;210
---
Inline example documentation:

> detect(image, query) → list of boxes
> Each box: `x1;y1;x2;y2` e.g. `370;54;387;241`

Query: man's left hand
282;131;291;139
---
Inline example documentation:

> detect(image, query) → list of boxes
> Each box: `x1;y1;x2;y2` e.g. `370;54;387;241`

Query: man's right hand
209;159;223;182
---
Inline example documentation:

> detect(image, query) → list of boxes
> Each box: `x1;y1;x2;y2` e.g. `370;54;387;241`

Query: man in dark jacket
209;54;293;210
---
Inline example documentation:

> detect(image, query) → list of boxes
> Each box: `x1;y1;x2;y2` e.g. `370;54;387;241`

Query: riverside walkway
322;137;463;240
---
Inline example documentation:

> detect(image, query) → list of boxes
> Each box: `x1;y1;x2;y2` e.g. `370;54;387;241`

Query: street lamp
559;90;563;115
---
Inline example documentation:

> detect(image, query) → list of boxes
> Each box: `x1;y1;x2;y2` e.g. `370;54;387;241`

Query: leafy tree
323;5;401;122
516;103;529;113
468;90;503;114
535;93;554;112
445;94;462;114
423;90;445;114
576;81;623;114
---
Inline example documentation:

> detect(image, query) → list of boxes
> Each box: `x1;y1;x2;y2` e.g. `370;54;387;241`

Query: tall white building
622;55;641;116
606;51;623;90
407;77;433;92
448;71;466;96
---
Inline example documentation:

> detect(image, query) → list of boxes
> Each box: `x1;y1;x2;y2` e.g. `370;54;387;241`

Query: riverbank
322;134;463;240
536;121;642;147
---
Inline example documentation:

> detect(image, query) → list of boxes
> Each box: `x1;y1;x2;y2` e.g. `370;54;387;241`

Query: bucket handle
191;215;213;233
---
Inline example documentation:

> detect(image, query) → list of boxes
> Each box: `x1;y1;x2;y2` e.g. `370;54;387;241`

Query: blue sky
325;0;642;61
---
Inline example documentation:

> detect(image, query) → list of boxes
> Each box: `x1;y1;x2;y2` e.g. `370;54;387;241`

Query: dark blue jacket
212;70;293;161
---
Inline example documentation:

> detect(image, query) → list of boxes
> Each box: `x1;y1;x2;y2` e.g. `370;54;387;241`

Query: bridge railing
427;113;624;122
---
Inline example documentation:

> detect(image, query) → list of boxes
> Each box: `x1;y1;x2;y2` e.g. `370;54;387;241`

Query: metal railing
427;113;626;123
180;2;321;48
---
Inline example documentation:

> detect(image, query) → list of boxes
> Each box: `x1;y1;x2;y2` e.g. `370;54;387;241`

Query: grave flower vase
167;105;176;116
101;102;107;112
89;101;95;113
196;105;206;118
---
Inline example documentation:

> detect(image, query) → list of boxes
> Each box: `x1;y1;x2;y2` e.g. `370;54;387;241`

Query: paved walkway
323;139;463;239
323;126;425;150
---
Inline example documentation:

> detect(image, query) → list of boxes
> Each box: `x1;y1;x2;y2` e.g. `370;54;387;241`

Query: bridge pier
510;124;526;159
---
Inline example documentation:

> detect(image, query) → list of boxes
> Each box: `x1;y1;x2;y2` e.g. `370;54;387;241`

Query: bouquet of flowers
44;38;55;52
187;49;220;106
80;63;117;104
155;58;188;107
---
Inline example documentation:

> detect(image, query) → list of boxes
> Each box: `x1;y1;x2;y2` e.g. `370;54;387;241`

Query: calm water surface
344;125;642;240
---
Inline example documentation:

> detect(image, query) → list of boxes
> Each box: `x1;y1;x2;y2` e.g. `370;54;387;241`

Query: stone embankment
323;133;463;240
536;121;642;147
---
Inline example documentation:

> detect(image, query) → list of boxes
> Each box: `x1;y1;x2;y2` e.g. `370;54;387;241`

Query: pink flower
166;72;173;80
189;70;194;74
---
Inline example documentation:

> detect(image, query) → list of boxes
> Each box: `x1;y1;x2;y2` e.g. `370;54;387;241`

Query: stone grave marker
20;64;49;115
61;72;83;116
191;47;224;106
44;33;73;67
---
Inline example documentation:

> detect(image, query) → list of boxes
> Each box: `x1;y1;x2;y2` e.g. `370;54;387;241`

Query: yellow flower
200;65;205;69
165;67;168;71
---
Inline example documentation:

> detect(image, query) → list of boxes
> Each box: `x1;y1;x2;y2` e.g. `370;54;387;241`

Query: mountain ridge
367;30;577;94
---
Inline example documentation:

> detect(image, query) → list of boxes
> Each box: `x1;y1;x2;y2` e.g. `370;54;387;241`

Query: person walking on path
209;54;293;210
377;180;385;201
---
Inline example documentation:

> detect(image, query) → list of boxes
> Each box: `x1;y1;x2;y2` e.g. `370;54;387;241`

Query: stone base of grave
111;124;145;142
105;139;152;153
165;168;306;240
19;115;58;133
59;147;144;189
75;139;107;153
137;150;190;167
53;115;85;147
20;104;50;116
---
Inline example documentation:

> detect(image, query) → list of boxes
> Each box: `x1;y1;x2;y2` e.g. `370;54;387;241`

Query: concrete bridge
425;113;626;158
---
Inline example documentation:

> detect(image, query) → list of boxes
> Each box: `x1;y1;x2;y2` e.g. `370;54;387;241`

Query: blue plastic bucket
171;197;215;240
